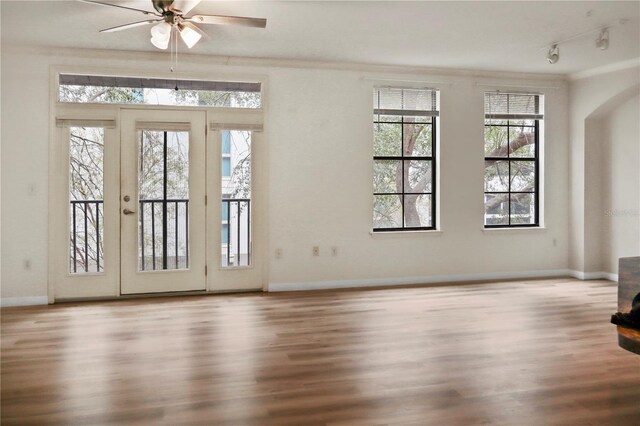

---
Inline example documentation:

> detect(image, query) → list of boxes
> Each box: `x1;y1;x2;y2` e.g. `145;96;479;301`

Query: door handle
123;208;135;215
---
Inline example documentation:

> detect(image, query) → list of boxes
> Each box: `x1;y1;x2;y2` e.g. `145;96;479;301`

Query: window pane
484;160;509;192
404;160;432;193
373;195;402;229
404;194;432;227
138;130;190;271
59;75;261;108
222;157;231;177
222;223;229;245
374;160;401;193
403;122;432;156
373;114;403;123
484;125;508;157
222;131;231;154
509;127;535;157
221;130;252;267
508;119;536;127
511;193;535;224
484;194;509;225
510;161;535;191
374;123;401;156
69;127;104;274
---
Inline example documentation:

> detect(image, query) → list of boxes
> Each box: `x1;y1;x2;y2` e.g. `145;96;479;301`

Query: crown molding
2;43;568;83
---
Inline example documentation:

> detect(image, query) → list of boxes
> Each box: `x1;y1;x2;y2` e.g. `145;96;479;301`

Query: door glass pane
69;127;104;274
221;130;252;267
138;130;190;271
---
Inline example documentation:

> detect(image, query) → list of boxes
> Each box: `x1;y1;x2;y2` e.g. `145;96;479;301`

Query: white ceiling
2;1;639;75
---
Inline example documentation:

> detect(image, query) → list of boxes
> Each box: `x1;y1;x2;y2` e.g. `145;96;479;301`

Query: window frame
483;93;542;228
373;94;438;232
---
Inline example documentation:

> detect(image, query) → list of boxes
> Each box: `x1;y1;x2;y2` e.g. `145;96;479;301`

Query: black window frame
373;105;438;232
483;94;541;228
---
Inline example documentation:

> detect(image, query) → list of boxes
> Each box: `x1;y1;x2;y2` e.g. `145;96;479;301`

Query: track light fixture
547;44;559;64
542;21;624;64
595;28;609;50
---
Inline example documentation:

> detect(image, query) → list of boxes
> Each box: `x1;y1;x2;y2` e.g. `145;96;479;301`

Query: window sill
370;230;443;238
482;227;546;234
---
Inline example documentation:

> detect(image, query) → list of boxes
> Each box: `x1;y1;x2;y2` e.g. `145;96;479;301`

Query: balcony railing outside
69;198;250;273
222;198;251;267
139;199;189;271
70;200;103;273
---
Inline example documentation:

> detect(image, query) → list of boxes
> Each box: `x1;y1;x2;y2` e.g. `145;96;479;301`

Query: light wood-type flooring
2;278;639;425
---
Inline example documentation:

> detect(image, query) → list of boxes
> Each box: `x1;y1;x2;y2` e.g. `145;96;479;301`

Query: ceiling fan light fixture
178;22;203;48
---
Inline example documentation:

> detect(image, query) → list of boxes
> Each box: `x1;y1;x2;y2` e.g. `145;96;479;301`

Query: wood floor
2;278;639;425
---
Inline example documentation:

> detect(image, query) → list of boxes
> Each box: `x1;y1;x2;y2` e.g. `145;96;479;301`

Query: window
222;131;232;177
59;74;262;108
373;87;438;231
69;126;104;273
484;92;542;227
220;131;252;267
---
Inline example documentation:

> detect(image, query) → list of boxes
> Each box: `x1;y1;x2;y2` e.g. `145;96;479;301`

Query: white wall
1;46;570;303
568;65;640;274
601;95;640;274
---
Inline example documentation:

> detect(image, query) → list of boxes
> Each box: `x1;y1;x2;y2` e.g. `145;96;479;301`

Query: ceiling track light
541;21;623;63
547;44;559;64
595;28;609;50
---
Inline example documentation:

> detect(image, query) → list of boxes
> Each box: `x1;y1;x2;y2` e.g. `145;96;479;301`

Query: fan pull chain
170;25;179;91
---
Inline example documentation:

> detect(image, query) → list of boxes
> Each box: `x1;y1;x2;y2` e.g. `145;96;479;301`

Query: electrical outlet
331;246;338;257
553;238;558;247
312;246;320;256
24;259;31;270
275;248;283;259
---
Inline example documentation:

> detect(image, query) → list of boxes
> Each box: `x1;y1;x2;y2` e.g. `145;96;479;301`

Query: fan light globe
151;21;172;38
178;24;202;48
151;34;170;49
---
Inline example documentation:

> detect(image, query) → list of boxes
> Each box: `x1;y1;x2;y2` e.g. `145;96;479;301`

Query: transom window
484;92;543;227
373;87;439;231
58;74;261;108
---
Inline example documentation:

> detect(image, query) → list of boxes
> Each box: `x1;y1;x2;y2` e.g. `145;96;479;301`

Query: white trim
569;58;640;81
1;297;49;307
268;269;573;292
482;227;547;234
569;270;618;282
369;230;443;238
6;44;566;82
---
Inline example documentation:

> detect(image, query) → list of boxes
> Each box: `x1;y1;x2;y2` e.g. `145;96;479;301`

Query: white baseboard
268;269;575;292
1;296;49;307
569;270;618;282
1;271;617;304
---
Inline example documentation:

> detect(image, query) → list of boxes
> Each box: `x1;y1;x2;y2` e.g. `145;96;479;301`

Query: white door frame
49;103;266;301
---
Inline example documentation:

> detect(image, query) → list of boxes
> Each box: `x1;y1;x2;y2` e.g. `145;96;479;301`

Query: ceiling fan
80;0;267;50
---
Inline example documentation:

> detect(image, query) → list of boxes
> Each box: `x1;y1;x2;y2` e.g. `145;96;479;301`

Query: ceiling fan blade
100;19;162;33
169;0;202;15
78;0;161;17
188;14;267;28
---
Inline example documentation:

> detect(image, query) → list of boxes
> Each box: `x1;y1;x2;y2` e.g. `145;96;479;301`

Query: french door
51;106;264;300
120;109;206;294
